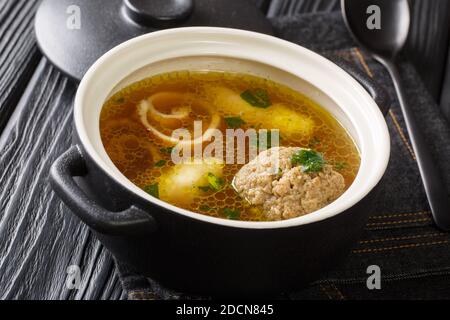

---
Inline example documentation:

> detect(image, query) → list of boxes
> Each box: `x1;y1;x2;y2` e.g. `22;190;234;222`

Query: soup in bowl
50;27;390;295
100;68;361;222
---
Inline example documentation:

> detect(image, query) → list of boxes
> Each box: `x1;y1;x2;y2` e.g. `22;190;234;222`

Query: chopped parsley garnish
198;186;212;192
334;161;348;171
114;97;125;104
309;137;321;147
200;205;213;212
223;208;241;220
291;149;325;173
275;167;283;178
144;183;159;199
207;173;225;191
155;160;166;168
240;88;272;108
160;147;174;155
225;116;246;128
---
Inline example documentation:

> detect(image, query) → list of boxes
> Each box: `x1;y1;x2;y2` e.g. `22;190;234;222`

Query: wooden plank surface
406;0;450;101
0;0;41;134
440;48;450;120
268;0;340;16
0;59;125;300
0;0;125;300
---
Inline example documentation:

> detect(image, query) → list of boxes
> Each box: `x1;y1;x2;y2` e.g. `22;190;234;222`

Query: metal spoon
342;0;450;231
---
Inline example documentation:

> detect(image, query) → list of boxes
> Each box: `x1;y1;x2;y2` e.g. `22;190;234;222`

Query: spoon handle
383;60;450;231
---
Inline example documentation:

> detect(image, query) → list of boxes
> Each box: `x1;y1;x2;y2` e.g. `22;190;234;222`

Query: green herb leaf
291;149;325;173
114;97;125;104
155;160;166;168
143;183;159;198
200;205;213;212
207;173;225;191
334;161;348;171
276;168;283;178
198;186;212;192
240;88;272;108
309;137;321;147
223;208;240;220
160;147;174;155
225;116;246;128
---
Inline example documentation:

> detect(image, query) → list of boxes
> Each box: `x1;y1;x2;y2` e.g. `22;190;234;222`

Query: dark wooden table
0;0;449;300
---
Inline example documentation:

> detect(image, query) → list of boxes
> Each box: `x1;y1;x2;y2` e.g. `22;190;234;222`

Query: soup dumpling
159;158;224;205
233;147;345;221
207;86;314;138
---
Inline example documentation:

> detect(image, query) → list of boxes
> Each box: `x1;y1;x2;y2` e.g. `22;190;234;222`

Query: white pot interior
75;27;390;229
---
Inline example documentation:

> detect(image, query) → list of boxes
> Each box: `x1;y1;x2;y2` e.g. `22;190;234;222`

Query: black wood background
0;0;449;300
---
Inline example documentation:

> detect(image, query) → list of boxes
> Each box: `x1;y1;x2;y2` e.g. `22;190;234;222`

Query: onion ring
138;92;221;146
146;92;191;123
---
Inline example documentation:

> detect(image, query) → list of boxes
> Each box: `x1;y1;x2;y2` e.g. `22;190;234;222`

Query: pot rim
74;27;390;229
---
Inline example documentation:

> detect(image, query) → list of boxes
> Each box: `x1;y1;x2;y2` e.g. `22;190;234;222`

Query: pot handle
328;56;390;116
50;145;156;236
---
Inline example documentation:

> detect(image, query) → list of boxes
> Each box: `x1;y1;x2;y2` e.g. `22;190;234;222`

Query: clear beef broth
100;71;360;221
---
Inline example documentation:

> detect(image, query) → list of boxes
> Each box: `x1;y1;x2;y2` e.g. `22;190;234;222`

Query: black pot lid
35;0;274;81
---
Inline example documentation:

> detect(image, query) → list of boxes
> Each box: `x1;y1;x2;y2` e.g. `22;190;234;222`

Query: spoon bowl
342;0;410;60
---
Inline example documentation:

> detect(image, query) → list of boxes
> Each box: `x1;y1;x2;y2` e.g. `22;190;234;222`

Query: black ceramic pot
50;28;391;296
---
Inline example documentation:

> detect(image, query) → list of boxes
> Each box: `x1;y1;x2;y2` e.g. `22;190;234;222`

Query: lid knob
124;0;194;28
